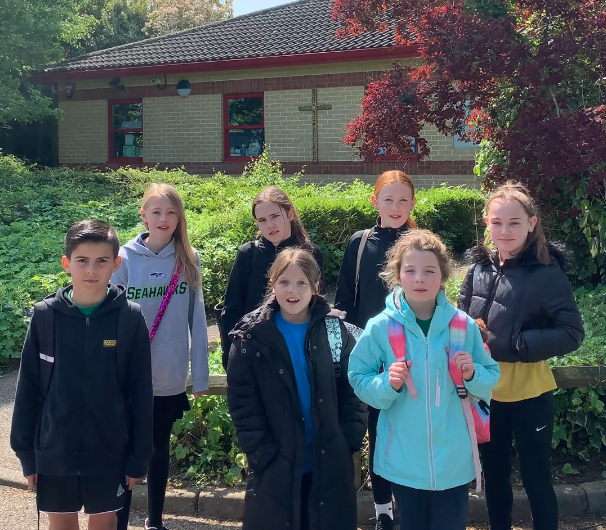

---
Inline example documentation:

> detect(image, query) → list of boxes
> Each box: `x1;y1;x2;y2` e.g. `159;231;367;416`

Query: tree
145;0;232;36
333;0;606;283
0;0;77;124
62;0;149;57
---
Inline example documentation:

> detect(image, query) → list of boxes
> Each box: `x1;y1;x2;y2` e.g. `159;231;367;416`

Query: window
223;94;264;160
108;100;143;163
452;101;480;150
375;136;418;160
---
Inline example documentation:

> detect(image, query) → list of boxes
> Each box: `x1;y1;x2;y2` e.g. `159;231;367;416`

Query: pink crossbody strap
148;265;182;343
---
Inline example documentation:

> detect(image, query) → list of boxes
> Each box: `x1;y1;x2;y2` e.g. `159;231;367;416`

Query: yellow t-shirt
492;361;557;402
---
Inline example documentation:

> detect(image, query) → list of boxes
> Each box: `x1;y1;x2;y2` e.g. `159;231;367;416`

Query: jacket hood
43;284;127;316
465;241;568;269
230;295;344;340
123;233;176;260
383;287;457;336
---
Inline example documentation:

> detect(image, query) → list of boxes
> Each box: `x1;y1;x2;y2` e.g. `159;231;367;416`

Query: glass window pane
113;132;143;158
112;103;143;130
227;97;263;126
227;129;264;157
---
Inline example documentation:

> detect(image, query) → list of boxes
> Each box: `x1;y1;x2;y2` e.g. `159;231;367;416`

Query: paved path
2;484;606;530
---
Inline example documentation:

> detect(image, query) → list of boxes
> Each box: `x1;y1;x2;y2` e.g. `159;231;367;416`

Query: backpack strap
472;263;481;288
34;302;55;399
353;229;370;307
325;316;342;377
447;310;482;492
386;318;418;399
116;302;141;397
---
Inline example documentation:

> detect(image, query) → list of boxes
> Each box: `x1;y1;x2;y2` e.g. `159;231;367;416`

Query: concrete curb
2;466;605;523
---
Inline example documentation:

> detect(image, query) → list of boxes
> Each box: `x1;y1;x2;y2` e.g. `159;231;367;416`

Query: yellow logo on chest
103;340;117;347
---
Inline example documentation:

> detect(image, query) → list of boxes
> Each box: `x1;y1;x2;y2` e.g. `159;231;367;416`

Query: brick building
36;0;479;186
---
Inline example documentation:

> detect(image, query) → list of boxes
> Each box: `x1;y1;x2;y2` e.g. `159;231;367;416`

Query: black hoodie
457;243;584;363
10;285;153;478
221;234;324;368
334;221;409;329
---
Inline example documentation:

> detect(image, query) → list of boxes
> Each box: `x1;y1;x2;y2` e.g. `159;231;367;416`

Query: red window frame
108;99;143;164
372;136;419;162
223;93;264;161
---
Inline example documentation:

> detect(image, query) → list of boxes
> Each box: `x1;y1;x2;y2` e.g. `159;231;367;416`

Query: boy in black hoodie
10;220;153;530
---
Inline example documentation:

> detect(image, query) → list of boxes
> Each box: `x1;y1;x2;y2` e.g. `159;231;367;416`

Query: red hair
373;170;417;228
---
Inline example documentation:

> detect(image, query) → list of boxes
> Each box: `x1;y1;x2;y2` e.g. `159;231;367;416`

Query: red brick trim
62;159;475;176
58;71;386;102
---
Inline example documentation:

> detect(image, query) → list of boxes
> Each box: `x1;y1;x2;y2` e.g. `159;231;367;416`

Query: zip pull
85;317;90;327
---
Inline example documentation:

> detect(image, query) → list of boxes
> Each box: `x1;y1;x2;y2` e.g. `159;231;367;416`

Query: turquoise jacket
348;289;500;491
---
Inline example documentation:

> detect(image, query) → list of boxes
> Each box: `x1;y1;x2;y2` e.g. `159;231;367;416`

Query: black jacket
221;235;324;368
10;285;153;478
226;297;367;530
457;243;584;363
335;222;409;329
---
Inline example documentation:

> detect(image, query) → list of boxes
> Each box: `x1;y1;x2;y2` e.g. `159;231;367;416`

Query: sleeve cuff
125;456;150;480
17;452;36;477
193;379;209;393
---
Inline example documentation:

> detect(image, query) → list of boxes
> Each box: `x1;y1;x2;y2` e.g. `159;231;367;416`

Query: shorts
37;474;127;515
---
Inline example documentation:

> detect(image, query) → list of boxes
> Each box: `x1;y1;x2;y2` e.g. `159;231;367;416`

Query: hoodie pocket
151;341;187;389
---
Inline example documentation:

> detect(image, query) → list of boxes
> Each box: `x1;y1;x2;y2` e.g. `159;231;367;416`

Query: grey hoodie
112;234;209;396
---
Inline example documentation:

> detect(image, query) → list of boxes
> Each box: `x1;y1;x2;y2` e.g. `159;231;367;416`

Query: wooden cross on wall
298;89;332;162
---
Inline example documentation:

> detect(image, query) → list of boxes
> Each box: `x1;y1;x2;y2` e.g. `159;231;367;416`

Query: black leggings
480;392;557;530
368;405;393;505
117;393;189;530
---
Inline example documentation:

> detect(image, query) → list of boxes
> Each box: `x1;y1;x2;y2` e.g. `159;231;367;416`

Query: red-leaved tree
333;0;606;282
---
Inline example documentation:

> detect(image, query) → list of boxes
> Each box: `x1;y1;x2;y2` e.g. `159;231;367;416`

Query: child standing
334;169;416;530
112;183;209;530
349;230;500;530
11;220;153;530
227;248;367;530
458;182;584;530
220;186;323;369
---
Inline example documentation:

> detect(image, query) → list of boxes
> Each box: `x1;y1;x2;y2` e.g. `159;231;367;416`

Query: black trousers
480;391;557;530
368;405;393;505
391;483;469;530
117;393;189;530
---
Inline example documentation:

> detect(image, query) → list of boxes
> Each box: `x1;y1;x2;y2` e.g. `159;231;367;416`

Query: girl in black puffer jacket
458;182;584;530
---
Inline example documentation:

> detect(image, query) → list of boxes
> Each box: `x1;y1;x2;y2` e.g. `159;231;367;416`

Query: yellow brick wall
143;95;222;163
264;89;314;161
423;124;479;161
317;87;364;162
58;100;107;163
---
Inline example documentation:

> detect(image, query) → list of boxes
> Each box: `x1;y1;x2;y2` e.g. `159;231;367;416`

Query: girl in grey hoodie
113;183;208;530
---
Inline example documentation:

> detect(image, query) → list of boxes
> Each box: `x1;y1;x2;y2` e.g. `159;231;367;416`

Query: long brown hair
380;229;453;290
485;181;550;265
141;183;201;288
265;248;321;302
373;170;417;228
252;186;310;246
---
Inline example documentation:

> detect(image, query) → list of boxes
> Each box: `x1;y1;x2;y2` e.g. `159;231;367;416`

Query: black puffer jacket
457;243;584;363
221;235;324;368
335;221;409;329
226;297;367;530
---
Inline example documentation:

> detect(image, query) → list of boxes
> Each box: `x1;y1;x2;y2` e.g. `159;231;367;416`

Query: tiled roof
44;0;398;73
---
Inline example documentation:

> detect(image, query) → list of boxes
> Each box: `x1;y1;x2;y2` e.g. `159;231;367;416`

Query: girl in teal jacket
348;230;499;530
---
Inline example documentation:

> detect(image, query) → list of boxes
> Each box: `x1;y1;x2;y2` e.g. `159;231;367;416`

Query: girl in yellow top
458;182;584;530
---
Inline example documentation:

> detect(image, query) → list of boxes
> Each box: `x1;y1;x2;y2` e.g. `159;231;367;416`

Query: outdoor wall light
176;80;192;97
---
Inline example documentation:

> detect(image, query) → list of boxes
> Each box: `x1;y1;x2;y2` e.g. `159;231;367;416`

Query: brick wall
58;100;107;163
143;95;222;163
317;87;364;162
265;90;313;161
423;124;479;161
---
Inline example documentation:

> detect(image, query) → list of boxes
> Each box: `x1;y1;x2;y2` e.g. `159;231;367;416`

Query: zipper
79;316;91;473
424;326;437;491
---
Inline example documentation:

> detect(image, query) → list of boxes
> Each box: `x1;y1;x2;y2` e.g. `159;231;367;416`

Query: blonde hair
141;183;201;288
485;181;550;265
373;170;417;229
265;248;321;302
380;229;453;290
252;186;310;247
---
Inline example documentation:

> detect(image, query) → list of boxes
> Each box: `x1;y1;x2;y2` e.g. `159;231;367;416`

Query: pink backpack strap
386;318;418;399
448;310;482;492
